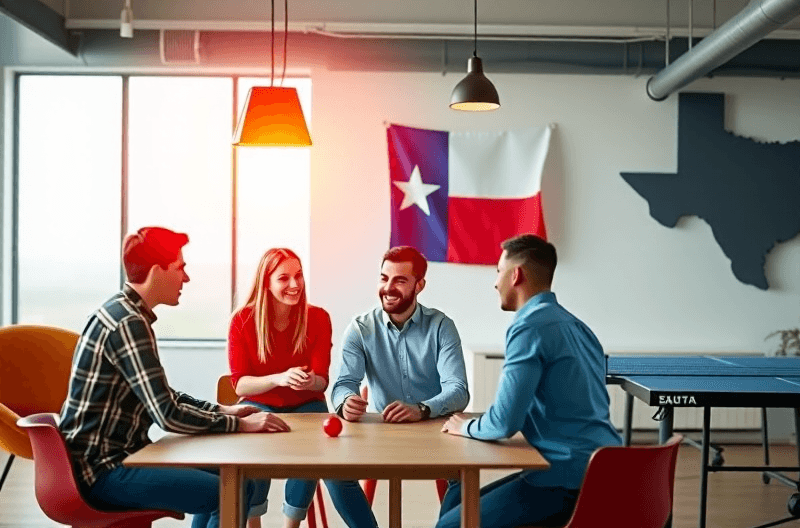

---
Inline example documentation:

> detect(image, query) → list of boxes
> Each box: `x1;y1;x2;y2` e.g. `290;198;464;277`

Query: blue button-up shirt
462;291;621;489
331;303;469;418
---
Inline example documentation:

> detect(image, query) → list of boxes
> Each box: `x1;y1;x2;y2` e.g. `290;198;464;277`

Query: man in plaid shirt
59;226;290;528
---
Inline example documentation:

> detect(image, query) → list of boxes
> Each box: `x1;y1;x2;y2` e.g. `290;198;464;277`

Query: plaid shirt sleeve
107;315;237;433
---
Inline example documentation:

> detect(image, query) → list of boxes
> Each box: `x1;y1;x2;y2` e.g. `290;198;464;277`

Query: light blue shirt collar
381;301;422;331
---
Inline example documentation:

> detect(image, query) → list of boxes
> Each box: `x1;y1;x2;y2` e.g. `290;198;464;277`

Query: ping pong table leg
699;407;711;528
795;408;800;482
658;406;674;445
623;392;633;447
658;407;676;528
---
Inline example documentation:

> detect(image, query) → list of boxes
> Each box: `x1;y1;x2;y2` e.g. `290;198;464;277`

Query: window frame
5;70;312;341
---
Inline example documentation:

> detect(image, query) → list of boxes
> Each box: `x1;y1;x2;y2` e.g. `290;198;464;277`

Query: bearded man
331;246;469;423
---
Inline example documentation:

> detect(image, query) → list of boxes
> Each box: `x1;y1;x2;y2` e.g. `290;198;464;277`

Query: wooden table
124;413;549;528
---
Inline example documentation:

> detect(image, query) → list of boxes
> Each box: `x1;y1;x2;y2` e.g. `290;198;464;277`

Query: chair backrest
0;325;79;458
564;434;683;528
16;413;98;525
217;374;238;405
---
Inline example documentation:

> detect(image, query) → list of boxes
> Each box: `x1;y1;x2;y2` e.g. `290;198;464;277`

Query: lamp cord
473;0;477;57
270;0;275;87
281;0;287;87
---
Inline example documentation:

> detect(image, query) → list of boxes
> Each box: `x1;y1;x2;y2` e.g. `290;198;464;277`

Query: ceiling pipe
646;0;800;101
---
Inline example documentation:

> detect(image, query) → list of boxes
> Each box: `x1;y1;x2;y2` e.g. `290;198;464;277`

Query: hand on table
218;404;261;417
239;412;291;433
382;401;422;423
441;414;468;437
342;394;368;422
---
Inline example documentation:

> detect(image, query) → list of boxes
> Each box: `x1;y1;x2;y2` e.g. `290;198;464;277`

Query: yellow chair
0;324;79;491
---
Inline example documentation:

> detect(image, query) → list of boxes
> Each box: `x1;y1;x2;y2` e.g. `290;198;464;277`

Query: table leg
699;407;711;528
220;465;242;528
658;407;675;528
658;406;674;445
623;392;634;447
461;468;480;528
389;478;402;528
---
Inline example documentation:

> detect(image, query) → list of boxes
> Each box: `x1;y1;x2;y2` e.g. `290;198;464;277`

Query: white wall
308;71;800;357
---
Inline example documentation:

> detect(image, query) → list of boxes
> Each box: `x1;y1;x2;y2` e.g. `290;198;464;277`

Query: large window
15;74;312;339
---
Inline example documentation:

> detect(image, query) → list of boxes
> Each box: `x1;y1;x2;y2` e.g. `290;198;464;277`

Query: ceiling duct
159;29;201;64
646;0;800;100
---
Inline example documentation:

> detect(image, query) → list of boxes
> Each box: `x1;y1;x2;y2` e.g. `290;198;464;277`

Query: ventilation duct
646;0;800;100
159;29;201;64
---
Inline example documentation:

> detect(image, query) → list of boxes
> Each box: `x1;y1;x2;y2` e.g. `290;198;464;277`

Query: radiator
469;351;762;430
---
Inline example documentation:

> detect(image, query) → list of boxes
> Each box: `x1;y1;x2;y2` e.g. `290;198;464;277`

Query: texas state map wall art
621;92;800;290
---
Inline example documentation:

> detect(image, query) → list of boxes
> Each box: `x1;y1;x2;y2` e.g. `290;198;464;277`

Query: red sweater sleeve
227;309;253;390
308;307;332;383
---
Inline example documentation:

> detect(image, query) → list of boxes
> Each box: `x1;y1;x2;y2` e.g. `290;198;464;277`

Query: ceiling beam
0;0;80;56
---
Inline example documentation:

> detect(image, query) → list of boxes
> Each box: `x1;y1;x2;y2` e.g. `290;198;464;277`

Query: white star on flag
392;165;441;216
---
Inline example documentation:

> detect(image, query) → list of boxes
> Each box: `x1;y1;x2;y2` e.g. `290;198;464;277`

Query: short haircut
123;227;189;284
382;246;428;280
501;234;557;286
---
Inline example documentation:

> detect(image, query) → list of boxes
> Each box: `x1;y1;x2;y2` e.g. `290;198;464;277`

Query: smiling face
379;260;422;315
268;258;304;307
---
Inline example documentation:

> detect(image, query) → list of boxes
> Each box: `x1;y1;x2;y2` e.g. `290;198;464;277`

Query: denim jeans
86;466;269;528
245;399;378;528
436;472;579;528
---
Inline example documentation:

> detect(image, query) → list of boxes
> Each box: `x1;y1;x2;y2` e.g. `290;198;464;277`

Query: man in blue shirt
438;234;621;528
331;246;469;423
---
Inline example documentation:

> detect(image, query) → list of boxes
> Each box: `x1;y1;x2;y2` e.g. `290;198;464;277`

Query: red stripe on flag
446;193;546;265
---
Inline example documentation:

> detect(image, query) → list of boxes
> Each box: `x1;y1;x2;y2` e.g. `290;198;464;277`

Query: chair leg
362;479;377;506
0;455;14;493
435;479;447;503
314;483;328;528
307;501;317;528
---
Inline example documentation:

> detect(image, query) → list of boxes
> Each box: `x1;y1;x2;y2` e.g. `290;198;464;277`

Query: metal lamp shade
233;86;312;147
449;56;500;111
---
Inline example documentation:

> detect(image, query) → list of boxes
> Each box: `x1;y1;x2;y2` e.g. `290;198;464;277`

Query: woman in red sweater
228;248;377;528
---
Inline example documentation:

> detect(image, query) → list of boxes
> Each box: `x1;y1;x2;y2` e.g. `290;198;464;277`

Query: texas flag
388;124;552;265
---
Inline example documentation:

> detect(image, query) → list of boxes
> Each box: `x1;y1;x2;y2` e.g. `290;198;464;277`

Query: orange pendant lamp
233;0;311;147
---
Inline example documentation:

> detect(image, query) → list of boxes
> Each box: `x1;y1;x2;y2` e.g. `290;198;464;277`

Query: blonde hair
240;248;308;363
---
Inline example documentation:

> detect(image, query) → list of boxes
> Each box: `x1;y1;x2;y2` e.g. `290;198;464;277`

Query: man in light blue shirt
438;234;621;528
331;246;469;423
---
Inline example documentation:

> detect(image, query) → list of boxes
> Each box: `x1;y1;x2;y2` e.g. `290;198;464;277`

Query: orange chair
18;413;184;527
0;324;79;492
358;385;448;506
217;374;329;528
519;434;683;528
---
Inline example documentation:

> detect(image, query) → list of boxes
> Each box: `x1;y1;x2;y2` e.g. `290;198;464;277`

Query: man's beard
380;288;415;314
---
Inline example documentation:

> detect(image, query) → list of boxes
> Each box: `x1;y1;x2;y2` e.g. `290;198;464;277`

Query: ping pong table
606;355;800;528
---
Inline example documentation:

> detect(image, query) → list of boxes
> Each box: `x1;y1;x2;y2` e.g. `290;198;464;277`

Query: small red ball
323;416;343;437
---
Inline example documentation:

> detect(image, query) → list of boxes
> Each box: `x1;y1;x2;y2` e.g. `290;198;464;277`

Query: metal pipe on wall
646;0;800;101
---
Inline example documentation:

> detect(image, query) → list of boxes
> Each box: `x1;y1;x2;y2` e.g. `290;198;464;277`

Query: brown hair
382;246;428;280
122;227;189;284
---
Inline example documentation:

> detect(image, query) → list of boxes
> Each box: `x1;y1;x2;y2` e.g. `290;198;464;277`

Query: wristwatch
417;402;431;420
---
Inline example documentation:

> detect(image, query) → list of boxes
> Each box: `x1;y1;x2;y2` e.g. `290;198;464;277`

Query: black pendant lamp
449;0;500;111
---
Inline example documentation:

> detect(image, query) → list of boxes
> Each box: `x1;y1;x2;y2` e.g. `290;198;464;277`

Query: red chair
520;434;683;528
217;375;329;528
358;386;448;506
17;412;184;527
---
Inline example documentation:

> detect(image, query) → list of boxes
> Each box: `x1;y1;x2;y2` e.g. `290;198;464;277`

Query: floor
2;442;800;528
